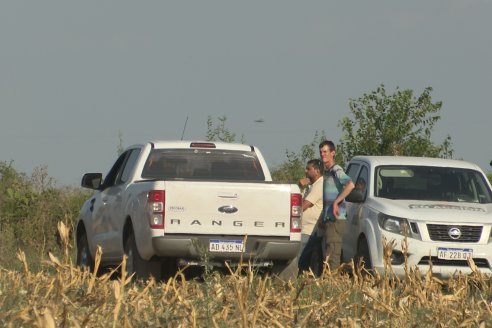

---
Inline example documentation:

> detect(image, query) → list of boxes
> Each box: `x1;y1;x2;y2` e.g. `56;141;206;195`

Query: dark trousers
298;232;323;276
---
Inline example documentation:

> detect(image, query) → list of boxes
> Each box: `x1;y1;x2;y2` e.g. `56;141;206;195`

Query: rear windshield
141;149;265;181
375;165;492;204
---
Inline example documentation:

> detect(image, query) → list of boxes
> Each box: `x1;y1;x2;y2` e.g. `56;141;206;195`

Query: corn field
0;222;491;327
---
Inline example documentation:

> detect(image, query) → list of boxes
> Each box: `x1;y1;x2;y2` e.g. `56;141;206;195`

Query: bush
0;162;90;271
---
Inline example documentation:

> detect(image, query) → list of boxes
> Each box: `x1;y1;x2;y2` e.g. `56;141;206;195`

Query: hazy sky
1;1;491;186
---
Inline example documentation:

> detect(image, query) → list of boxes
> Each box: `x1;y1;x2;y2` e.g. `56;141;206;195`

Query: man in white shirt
297;159;324;275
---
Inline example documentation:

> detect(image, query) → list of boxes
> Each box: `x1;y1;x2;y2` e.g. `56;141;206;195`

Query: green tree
206;116;244;143
338;85;453;165
271;131;327;183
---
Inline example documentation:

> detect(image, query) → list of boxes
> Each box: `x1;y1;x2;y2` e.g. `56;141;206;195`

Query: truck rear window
375;165;492;203
141;149;265;181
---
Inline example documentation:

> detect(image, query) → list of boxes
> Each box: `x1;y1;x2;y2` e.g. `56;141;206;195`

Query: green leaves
206;116;239;143
270;131;327;183
338;84;453;163
202;87;454;183
0;161;92;271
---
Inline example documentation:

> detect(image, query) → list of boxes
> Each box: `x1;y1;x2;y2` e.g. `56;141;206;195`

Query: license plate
209;239;244;253
437;247;473;260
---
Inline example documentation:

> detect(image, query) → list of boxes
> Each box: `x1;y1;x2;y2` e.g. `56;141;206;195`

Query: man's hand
298;177;310;188
333;201;340;218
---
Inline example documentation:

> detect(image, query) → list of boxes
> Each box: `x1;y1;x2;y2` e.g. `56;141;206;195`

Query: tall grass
0;162;91;271
1;163;492;326
0;223;491;327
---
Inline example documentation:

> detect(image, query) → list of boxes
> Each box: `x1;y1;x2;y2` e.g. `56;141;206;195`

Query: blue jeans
298;232;323;276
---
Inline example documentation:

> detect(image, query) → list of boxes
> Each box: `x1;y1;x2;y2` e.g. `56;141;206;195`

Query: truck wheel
124;231;162;282
355;236;373;274
76;231;94;272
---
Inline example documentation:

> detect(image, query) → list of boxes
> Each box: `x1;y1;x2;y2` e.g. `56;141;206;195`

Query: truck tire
124;231;162;282
76;231;94;273
355;236;373;274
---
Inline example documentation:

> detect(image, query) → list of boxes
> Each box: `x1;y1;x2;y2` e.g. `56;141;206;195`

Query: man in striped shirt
318;140;354;270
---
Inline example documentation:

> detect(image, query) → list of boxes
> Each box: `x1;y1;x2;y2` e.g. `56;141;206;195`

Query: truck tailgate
163;181;292;236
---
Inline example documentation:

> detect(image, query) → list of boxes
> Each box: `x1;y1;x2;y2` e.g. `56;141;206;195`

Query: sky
1;1;491;187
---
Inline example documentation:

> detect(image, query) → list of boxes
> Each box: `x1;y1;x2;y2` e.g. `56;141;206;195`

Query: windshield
375;165;492;203
141;149;265;181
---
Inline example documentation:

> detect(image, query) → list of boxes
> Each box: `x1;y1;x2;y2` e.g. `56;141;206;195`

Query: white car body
342;156;492;278
76;140;302;279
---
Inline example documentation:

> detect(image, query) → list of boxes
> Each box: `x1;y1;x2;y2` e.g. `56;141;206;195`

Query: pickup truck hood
163;181;293;236
367;198;492;224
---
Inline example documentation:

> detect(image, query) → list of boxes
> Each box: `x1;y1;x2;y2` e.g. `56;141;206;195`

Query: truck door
91;149;140;259
344;164;369;261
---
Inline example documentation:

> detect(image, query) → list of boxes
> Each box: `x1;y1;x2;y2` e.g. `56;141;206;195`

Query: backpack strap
329;165;344;192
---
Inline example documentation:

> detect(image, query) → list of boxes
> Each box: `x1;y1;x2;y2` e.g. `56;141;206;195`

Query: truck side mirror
346;189;366;203
81;173;103;190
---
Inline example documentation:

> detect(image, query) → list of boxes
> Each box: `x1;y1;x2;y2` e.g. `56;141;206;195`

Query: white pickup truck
76;141;302;280
343;156;492;278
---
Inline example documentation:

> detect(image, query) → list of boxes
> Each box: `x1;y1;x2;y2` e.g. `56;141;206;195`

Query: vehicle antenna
180;116;189;140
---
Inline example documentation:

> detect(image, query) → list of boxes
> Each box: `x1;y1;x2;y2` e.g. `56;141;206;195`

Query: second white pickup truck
343;156;492;278
76;141;302;280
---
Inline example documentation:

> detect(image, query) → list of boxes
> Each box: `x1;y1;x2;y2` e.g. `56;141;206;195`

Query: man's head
319;140;336;168
305;159;323;183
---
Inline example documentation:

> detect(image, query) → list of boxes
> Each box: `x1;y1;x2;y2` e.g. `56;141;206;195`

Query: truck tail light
290;193;302;233
148;190;165;229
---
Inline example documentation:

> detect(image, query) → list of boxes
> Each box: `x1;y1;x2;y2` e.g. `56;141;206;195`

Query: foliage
338;85;454;165
0;161;90;270
1;242;492;327
206;115;244;143
270;131;327;183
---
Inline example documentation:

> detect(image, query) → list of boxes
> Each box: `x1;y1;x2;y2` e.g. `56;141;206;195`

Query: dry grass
1;223;491;327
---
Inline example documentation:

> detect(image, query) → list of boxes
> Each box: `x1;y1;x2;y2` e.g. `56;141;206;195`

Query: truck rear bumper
152;234;300;262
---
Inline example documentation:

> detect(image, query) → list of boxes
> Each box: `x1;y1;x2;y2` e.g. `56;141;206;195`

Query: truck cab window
102;150;138;189
118;149;140;184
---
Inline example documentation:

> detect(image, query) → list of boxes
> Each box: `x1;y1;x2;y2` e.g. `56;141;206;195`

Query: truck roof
350;155;483;171
131;140;255;152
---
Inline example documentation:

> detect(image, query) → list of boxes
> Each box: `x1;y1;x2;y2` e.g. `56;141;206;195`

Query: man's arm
302;199;314;211
333;180;355;217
